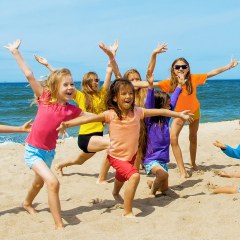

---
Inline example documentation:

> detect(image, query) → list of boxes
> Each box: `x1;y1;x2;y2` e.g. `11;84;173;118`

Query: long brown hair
170;58;193;95
81;72;102;113
107;78;135;120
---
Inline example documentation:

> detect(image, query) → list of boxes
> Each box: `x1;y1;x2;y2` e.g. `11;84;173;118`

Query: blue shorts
143;160;168;175
24;144;55;169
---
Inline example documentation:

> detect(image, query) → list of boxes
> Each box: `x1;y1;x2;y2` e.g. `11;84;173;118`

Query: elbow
25;70;34;79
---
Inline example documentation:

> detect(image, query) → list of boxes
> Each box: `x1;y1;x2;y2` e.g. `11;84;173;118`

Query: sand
0;120;239;240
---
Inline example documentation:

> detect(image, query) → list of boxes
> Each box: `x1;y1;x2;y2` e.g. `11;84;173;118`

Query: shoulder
73;89;84;102
134;107;144;118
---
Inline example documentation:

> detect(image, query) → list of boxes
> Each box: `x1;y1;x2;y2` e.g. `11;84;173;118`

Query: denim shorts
143;160;168;175
24;144;55;169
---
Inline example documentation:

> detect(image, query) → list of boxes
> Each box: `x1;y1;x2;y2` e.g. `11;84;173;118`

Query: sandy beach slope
0;120;239;240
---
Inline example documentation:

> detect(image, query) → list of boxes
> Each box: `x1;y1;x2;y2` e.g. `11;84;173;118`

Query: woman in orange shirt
145;43;238;178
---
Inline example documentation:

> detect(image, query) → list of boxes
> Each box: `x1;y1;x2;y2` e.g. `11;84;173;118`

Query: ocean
0;80;239;144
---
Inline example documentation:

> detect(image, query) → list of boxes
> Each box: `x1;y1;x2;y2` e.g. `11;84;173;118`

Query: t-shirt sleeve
157;80;171;92
73;89;84;104
103;110;112;124
135;107;144;120
38;90;51;104
192;74;208;86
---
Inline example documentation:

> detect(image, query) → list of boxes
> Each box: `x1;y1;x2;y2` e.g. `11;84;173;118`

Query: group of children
1;39;239;229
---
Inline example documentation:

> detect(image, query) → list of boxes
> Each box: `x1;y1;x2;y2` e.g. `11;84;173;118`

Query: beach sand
0;120;240;240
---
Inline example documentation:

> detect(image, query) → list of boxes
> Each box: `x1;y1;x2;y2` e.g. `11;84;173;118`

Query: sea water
0;80;239;144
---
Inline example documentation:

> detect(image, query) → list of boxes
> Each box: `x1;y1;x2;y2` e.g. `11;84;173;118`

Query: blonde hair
31;68;72;105
81;72;103;113
123;69;147;107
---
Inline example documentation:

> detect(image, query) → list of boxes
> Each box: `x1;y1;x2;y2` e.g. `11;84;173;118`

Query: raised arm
207;57;238;78
34;55;55;72
0;119;32;133
4;39;43;97
99;42;122;79
101;40;118;90
146;42;168;78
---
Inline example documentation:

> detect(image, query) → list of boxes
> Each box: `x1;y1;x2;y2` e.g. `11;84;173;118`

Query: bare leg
123;173;140;217
212;185;239;194
55;151;94;176
97;152;111;184
32;161;64;229
170;118;189;178
147;166;168;195
189;119;199;170
55;135;110;176
218;171;240;178
23;173;44;214
134;151;142;170
112;179;124;203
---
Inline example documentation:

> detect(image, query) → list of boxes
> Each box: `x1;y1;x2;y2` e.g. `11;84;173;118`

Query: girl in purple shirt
143;73;187;196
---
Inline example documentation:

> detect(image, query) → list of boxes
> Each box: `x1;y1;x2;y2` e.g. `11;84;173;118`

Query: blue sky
0;0;240;82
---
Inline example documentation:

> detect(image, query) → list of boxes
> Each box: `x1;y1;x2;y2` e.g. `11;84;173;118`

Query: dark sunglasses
174;65;188;70
88;78;100;83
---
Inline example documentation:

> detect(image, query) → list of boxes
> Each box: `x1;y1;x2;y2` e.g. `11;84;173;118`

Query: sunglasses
88;78;100;83
174;65;188;70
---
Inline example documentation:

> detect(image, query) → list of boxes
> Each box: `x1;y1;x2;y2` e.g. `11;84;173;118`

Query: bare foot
55;164;63;177
55;224;64;230
112;192;124;204
96;179;108;184
218;171;231;178
147;180;156;196
122;212;139;223
22;202;37;214
180;171;190;178
191;164;198;171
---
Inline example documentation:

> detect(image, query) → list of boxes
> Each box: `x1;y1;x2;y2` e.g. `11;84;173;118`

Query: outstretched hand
21;119;32;133
109;40;118;57
34;55;49;66
213;140;227;150
99;42;115;60
179;110;194;123
228;57;238;69
57;122;68;136
4;39;21;53
153;42;168;55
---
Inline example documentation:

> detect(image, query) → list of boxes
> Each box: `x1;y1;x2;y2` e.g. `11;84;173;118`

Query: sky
0;0;240;82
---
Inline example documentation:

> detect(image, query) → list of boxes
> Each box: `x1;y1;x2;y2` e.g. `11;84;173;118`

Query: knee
156;170;168;181
170;135;178;146
130;173;140;184
47;177;60;192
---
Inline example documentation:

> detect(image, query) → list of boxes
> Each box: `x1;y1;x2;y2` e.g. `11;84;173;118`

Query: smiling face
57;75;75;104
114;84;134;113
